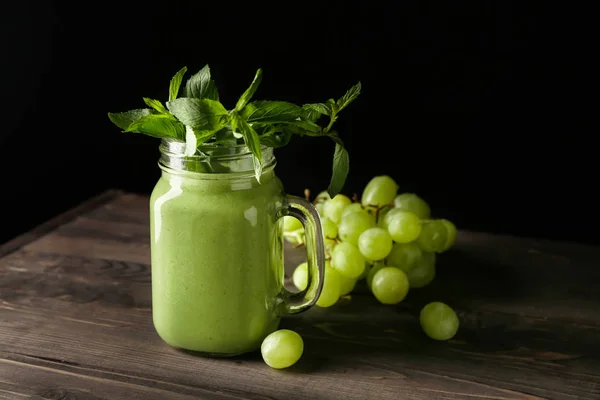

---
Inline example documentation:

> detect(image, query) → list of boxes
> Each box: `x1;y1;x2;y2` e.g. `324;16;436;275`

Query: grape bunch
283;175;459;342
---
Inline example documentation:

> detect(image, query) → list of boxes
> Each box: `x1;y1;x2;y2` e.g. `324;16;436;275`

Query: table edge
0;189;124;258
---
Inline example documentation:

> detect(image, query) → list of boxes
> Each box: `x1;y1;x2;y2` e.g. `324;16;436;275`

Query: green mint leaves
184;65;219;101
107;65;361;197
235;69;262;111
169;66;187;101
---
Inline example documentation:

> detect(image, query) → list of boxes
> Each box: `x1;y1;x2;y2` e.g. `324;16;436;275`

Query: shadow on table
177;248;599;373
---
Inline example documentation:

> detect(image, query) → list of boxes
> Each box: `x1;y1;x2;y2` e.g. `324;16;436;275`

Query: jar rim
158;138;275;175
159;138;270;159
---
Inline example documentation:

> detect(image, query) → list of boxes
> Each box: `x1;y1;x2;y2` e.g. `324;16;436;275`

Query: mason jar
149;139;325;356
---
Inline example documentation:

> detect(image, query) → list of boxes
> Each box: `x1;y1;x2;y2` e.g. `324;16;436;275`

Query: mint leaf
327;142;349;198
327;98;339;114
143;98;169;114
241;101;303;124
169;66;187;101
184;65;219;100
336;82;361;111
167;98;229;132
302;103;331;121
287;118;322;133
124;114;185;140
260;131;292;148
235;68;262;111
108;109;155;130
231;113;263;182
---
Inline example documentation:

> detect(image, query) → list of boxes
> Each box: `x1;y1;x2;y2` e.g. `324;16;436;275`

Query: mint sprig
107;65;361;197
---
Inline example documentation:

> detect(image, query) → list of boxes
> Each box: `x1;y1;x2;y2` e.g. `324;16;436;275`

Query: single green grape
393;193;431;219
283;216;303;232
386;242;423;273
417;220;449;252
386;210;422;243
366;261;387;290
341;202;365;218
361;175;399;209
330;242;366;279
420;302;459;341
292;262;308;291
315;201;326;217
440;219;457;251
315;190;331;202
371;267;410;305
337;211;376;245
314;191;331;217
284;229;305;245
316;264;342;307
407;251;436;288
321;217;338;240
338;274;357;296
323;194;352;224
358;227;393;261
261;329;304;369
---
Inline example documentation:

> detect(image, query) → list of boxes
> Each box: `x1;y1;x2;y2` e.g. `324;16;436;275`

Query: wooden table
1;190;599;400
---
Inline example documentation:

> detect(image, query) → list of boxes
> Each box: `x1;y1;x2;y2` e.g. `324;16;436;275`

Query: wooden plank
0;356;233;400
23;235;151;265
85;193;150;225
0;306;558;400
1;251;599;399
0;189;123;258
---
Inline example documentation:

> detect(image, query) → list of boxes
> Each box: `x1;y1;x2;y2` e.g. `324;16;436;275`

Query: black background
1;1;594;245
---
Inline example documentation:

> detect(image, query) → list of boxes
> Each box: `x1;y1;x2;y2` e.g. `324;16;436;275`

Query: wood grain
1;190;600;400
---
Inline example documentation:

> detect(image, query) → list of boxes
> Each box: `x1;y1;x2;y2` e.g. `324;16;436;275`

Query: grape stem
368;203;394;224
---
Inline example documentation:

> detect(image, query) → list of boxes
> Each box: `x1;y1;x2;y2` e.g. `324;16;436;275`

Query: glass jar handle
278;195;326;314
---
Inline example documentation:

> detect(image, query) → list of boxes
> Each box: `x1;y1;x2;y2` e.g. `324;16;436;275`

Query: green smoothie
150;167;286;355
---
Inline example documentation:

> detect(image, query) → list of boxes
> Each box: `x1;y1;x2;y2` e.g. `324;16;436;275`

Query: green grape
371;267;410;305
330;242;366;279
261;329;304;369
339;274;357;296
357;261;373;280
393;193;431;219
324;237;337;255
379;207;400;230
292;262;309;291
341;202;365;218
316;264;342;307
440;219;457;251
407;251;436;288
366;261;387;290
420;302;459;341
284;229;305;245
386;210;422;243
315;190;331;202
375;205;394;226
417;220;448;252
314;191;331;217
315;202;326;217
361;175;399;209
323;194;352;224
358;227;393;261
283;216;303;232
386;242;423;273
337;211;376;245
321;217;338;240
